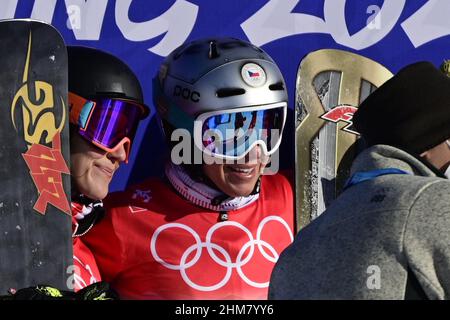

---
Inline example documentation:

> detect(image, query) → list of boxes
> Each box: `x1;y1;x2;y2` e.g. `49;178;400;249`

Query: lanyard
343;168;409;190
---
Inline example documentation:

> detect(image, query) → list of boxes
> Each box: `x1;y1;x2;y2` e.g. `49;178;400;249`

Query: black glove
76;281;119;300
0;281;118;300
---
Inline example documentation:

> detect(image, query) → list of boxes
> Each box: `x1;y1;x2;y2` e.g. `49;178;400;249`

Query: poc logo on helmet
173;85;200;102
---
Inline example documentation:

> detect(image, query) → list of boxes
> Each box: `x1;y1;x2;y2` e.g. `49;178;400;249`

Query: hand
0;282;118;300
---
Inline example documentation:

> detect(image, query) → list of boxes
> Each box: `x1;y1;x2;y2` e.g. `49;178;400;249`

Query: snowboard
295;49;393;231
0;19;72;293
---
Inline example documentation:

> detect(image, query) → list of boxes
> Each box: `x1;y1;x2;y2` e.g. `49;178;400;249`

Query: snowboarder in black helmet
3;45;149;300
68;46;149;292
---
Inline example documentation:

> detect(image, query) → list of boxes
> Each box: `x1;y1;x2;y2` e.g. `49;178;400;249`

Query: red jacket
72;203;101;292
83;173;294;299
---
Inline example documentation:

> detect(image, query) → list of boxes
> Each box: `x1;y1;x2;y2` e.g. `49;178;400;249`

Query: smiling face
202;145;268;197
70;128;126;200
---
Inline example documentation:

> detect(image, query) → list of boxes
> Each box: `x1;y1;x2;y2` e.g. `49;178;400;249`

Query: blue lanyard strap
344;168;409;190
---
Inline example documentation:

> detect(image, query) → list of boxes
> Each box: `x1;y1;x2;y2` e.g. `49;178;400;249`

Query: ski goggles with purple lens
193;102;287;160
69;92;148;163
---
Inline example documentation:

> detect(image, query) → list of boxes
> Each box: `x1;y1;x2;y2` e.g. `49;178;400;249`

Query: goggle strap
69;92;87;124
69;92;99;131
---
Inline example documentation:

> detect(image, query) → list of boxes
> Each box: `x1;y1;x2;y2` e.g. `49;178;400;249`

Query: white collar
165;162;259;211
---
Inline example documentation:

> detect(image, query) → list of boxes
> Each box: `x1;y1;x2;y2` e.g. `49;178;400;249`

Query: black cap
353;61;450;155
67;46;149;116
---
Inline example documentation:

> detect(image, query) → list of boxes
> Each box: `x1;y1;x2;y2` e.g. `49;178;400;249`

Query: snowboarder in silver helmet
82;38;295;299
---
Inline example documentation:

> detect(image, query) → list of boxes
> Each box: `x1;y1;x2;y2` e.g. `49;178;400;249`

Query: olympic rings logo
150;215;293;292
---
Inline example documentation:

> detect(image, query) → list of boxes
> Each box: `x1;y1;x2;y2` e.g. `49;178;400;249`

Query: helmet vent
216;88;246;98
269;82;285;91
209;41;220;59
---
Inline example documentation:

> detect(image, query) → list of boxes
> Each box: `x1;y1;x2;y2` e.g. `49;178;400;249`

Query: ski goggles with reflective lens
193;102;287;160
69;92;148;163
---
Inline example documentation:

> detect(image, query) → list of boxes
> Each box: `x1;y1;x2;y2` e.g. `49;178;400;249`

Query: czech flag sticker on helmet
241;63;266;87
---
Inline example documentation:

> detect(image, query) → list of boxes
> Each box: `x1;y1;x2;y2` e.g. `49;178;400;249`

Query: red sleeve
279;169;294;189
262;171;295;234
82;203;127;284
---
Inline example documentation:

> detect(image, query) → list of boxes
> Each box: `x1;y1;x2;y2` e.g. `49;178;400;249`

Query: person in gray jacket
269;61;450;300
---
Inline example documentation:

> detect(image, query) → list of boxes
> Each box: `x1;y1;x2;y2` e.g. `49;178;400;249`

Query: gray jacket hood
350;144;437;178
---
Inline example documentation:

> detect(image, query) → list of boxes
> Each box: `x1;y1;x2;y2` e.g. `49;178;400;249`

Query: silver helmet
153;37;288;160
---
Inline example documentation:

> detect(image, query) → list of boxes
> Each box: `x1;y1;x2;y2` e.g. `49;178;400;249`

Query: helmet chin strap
210;176;261;206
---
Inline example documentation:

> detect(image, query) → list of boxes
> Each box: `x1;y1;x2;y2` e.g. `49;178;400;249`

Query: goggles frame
69;92;147;163
193;102;287;160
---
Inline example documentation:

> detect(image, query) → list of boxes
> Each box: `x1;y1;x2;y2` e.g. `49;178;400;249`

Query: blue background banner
8;0;450;191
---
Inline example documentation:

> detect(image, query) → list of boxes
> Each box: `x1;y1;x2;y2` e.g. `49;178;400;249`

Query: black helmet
67;45;149;117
